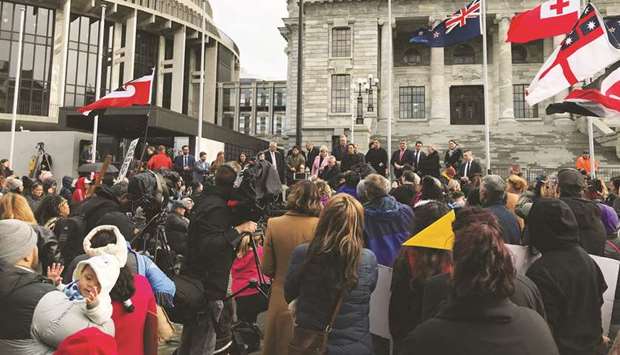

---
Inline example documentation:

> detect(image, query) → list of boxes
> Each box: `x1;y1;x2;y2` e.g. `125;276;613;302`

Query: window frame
399;86;426;120
331;26;352;58
513;84;538;119
330;74;350;114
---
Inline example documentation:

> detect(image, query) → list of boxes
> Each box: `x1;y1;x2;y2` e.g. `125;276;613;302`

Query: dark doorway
450;85;485;125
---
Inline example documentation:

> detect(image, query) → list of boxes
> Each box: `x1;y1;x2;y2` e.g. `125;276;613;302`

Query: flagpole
587;117;596;178
92;4;107;163
139;68;156;164
8;7;25;170
196;0;206;155
481;0;491;174
387;0;393;179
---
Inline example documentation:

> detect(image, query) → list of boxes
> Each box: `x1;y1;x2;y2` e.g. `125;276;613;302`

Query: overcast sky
210;0;288;80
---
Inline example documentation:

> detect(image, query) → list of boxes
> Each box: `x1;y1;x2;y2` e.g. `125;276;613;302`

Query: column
497;16;515;121
156;35;165;107
171;26;186;113
204;41;218;124
49;0;71;119
430;47;448;122
216;83;224;125
110;22;123;88
123;9;137;82
187;47;196;117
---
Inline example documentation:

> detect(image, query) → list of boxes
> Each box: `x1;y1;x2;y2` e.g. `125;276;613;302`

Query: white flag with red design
78;73;153;116
507;0;580;43
526;4;620;106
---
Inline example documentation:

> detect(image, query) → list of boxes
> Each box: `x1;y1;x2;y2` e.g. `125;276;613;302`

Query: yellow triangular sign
402;209;455;250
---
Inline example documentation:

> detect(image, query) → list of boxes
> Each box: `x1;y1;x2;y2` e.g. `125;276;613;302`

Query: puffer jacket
33;224;61;272
560;196;606;256
526;199;607;355
285;244;378;355
363;195;414;267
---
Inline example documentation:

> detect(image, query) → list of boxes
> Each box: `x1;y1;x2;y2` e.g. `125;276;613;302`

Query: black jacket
72;185;121;232
341;153;365;172
400;299;559;355
332;144;348;163
0;263;56;340
526;199;606;355
166;213;189;256
33;225;61;272
411;150;426;172
182;185;241;301
264;150;286;184
444;148;463;169
560;196;606;256
366;148;389;176
458;160;483;179
390;184;416;206
418;151;441;178
306;147;320;169
391;150;415;178
319;165;341;189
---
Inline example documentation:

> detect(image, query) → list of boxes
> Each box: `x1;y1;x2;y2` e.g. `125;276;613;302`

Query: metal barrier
490;165;620;183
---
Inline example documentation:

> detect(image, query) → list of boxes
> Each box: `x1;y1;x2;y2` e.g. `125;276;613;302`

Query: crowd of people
1;135;620;355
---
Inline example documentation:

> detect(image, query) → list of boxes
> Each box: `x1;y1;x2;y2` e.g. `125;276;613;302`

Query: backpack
54;215;88;265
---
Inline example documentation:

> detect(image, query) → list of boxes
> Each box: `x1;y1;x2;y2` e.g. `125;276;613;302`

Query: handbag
288;290;345;355
156;305;176;344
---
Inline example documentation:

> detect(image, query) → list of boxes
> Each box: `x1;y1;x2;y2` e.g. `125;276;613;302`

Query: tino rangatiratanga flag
78;73;153;116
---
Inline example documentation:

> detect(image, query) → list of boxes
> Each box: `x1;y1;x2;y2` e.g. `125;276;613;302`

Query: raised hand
46;263;64;286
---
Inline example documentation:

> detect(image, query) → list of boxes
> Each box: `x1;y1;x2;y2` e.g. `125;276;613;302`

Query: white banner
117;138;139;182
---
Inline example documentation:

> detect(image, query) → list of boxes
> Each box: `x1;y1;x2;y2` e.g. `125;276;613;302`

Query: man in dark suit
412;141;426;173
305;143;320;168
391;140;415;179
265;141;286;184
458;150;483;182
332;135;348;163
174;145;196;184
319;155;341;189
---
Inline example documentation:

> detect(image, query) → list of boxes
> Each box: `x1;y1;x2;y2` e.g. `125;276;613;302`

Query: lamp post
366;74;379;113
351;75;380;142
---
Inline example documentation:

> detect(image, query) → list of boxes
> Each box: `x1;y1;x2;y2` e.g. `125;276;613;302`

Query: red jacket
147;152;173;170
112;275;158;355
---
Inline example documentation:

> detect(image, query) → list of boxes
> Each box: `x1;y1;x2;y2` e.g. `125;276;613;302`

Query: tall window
274;86;286;108
134;31;158;77
511;45;528;64
239;88;252;108
256;114;268;135
256;87;270;110
513;84;538;119
331;27;351;57
331;74;350;113
273;113;284;136
453;44;475;64
239;113;250;134
0;2;54;115
399;86;425;119
65;15;112;107
217;45;233;82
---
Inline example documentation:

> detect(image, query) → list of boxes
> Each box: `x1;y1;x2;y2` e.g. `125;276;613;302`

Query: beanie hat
55;327;118;355
83;225;128;267
0;219;37;265
5;177;23;192
558;168;585;188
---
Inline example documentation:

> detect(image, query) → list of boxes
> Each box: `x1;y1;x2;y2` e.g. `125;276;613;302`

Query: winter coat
71;177;88;203
336;185;359;200
366;148;389;176
526;199;607;355
443;148;463;169
59;176;73;203
341;153;365;172
363;195;414;267
0;263;56;354
390;184;417;207
485;202;522;245
166;212;189;256
286;153;306;172
560;196;607;256
232;246;265;298
400;298;559;355
261;212;319;355
182;185;241;301
285;244;378;355
319;165;341;189
33;224;61;272
26;194;43;213
311;155;329;177
418;151;441;178
72;186;121;233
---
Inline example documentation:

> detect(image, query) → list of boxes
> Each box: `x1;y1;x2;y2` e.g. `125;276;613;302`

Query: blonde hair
314;179;332;198
0;193;37;224
237;234;261;258
286;180;322;217
507;175;528;194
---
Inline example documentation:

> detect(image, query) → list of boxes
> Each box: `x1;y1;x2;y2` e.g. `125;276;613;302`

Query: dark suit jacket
174;154;196;171
411;150;426;172
391;149;415;178
265;150;286;183
332;144;348;162
458;160;483;179
306;147;320;168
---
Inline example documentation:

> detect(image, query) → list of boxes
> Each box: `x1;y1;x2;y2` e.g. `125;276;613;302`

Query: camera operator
178;165;257;355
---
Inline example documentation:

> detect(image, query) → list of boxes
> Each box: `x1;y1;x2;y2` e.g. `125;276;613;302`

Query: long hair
303;194;364;291
34;195;65;225
286;180;322;217
0;193;36;224
451;207;515;300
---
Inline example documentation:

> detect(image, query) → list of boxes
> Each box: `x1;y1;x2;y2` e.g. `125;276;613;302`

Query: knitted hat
82;225;128;267
55;326;118;355
0;219;37;265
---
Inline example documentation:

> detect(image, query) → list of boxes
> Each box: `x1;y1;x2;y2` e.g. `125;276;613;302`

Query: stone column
430;47;448;122
204;41;218;124
123;9;137;83
171;26;186;113
497;16;515;122
49;0;71;119
156;35;165;107
110;22;123;89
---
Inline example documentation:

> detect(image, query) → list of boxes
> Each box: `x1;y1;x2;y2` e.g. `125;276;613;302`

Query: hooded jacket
363;195;414;267
72;186;121;233
526;199;607;355
59;176;74;202
560;196;606;256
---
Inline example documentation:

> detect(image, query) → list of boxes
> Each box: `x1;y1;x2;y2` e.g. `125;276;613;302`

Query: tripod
225;228;271;303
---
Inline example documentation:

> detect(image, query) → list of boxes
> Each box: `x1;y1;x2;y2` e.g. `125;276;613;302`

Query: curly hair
286;180;322;217
34;195;65;226
451;207;515;300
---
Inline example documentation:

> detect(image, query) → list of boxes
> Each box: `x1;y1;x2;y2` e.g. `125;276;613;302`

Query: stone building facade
280;0;620;170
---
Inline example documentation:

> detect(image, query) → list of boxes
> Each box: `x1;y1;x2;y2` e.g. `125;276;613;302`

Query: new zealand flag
410;0;482;47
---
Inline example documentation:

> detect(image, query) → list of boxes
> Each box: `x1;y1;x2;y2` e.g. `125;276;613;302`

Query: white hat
83;225;128;267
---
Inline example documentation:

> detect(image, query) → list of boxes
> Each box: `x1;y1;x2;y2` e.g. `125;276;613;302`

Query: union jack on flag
410;0;482;47
445;0;481;34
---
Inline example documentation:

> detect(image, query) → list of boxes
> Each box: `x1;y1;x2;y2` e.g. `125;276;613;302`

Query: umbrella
78;162;119;174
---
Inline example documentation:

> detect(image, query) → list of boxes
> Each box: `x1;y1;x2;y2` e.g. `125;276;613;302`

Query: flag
547;64;620;118
402;210;455;250
78;73;153;116
606;18;620;45
526;4;620;106
506;0;580;43
409;0;481;47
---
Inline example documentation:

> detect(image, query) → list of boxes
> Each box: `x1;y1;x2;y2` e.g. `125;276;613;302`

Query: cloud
210;0;288;81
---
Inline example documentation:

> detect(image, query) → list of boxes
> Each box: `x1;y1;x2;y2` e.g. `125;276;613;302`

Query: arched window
512;45;528;64
453;44;475;64
402;47;422;65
